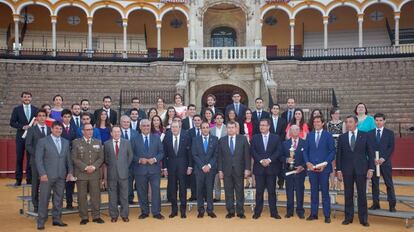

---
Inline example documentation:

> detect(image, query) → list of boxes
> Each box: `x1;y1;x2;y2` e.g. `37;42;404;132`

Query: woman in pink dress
173;93;187;119
285;108;309;140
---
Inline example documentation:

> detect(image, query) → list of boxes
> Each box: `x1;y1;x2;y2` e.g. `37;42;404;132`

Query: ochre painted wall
262;10;290;48
400;1;414;29
56;6;87;32
161;11;188;50
128;10;157;48
0;4;12;29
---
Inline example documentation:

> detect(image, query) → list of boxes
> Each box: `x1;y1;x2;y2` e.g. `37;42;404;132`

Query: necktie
293;139;298;149
203;136;208;153
41;126;46;136
86;139;90;144
288;111;292;122
230;136;235;155
56;138;61;154
75;117;80;127
263;135;268;150
273;118;278;133
144;136;149;153
189;118;193;129
174;136;179;155
316;132;321;148
258;111;261;119
124;130;129;140
65;126;70;134
376;129;381;144
24;105;30;121
350;132;356;151
235;104;239;115
197;128;200;137
115;140;119;160
106;109;110;119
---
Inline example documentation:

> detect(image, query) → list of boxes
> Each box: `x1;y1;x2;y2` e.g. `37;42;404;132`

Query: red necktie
115;140;119;160
294;139;298;149
66;126;69;134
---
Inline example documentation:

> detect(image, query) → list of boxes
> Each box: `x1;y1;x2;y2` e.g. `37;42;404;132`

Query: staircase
386;19;414;45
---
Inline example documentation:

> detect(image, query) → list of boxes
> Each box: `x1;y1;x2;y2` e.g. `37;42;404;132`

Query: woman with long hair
50;95;64;122
163;106;177;130
173;93;187;119
226;109;240;134
203;108;215;128
156;97;167;122
41;103;55;128
285;108;309;140
95;110;112;144
147;107;158;121
241;109;255;188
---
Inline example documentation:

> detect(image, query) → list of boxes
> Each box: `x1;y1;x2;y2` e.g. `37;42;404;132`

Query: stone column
87;17;93;51
358;13;364;48
13;14;20;54
394;12;400;46
51;16;57;56
156;21;162;57
290;19;295;56
123;19;128;58
323;16;329;49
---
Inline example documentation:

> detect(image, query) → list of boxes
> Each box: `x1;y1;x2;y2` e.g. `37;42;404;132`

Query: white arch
126;7;159;20
292;4;326;18
326;2;362;16
261;5;292;19
160;7;189;21
54;3;90;18
362;0;398;13
17;1;53;15
91;5;125;19
0;1;16;14
398;0;414;11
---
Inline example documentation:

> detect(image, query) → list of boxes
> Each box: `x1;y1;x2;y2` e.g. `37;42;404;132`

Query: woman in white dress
156;97;167;122
173;93;187;119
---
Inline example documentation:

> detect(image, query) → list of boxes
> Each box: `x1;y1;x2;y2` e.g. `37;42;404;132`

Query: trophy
288;144;296;171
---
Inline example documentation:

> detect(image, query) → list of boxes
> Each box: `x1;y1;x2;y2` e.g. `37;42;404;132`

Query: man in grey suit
132;119;165;220
25;109;51;213
218;121;251;219
210;112;227;202
104;125;133;223
35;121;73;230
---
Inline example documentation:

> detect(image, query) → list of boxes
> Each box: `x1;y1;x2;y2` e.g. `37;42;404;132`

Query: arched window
211;27;237;47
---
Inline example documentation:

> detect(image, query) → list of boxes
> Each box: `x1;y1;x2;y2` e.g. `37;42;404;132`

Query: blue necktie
230;136;234;155
316;132;321;148
144;136;149;153
350;132;356;151
288;111;292;122
24;105;30;121
75;117;80;127
197;128;200;137
203;137;208;153
124;130;129;140
376;129;381;144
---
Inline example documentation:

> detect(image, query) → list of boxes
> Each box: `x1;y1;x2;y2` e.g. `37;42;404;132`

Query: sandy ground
0;177;413;232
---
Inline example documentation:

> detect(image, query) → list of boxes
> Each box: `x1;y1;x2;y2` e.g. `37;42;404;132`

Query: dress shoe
188;197;196;201
369;204;380;210
37;225;45;230
297;214;305;219
80;219;89;225
324;218;331;223
225;213;235;219
306;215;318;221
389;207;397;212
169;213;177;218
213;199;220;202
111;218;117;223
285;214;293;218
34;207;38;213
52;221;67;227
181;214;187;219
271;214;282;219
237;214;246;219
129;201;137;205
66;205;74;210
92;218;105;224
138;214;149;219
153;214;165;220
14;180;22;187
342;219;353;225
26;179;32;185
208;212;217;218
197;212;204;218
122;217;129;222
361;222;370;227
252;214;260;219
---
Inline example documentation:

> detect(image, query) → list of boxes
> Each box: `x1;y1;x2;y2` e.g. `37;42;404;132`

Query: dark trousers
285;171;306;216
76;179;101;220
65;181;75;207
135;173;161;216
308;171;331;218
277;164;285;188
30;160;40;209
195;170;216;213
344;171;368;223
186;173;197;198
16;137;31;181
254;174;277;216
128;168;135;203
37;178;65;226
167;172;187;215
372;163;396;207
223;172;245;215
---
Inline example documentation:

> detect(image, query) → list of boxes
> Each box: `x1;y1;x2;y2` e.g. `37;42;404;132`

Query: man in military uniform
72;123;105;225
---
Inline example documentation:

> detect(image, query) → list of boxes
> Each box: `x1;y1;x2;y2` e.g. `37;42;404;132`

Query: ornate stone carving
217;64;232;79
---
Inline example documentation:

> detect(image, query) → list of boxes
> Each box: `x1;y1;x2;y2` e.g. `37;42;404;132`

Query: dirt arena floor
0;177;412;232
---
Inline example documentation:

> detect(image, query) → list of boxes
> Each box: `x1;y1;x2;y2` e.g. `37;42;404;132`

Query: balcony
184;47;267;64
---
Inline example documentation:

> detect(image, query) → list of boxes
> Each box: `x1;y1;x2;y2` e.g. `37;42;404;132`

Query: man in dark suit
94;96;117;125
186;114;203;201
192;121;218;218
182;104;196;130
218;121;251;219
225;91;247;122
80;99;94;125
35;121;73;230
337;115;374;227
304;116;336;223
132;119;164;220
129;108;141;132
252;98;270;135
120;115;139;204
25;109;50;213
163;121;192;218
201;94;222;116
70;103;82;129
281;98;295;123
104;126;133;223
10;91;38;186
251;118;283;219
283;125;306;219
61;109;77;209
368;113;396;212
125;97;147;120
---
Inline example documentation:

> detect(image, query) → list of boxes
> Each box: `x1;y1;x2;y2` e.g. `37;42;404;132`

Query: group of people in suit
9;91;397;230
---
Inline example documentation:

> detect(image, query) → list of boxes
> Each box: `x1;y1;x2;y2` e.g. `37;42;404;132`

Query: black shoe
213;199;220;202
369;204;380;210
66;205;73;210
37;225;44;230
306;215;318;221
389;207;397;212
361;222;370;227
252;214;260;219
129;201;137;205
52;221;67;227
208;212;217;218
197;212;204;218
181;214;187;219
298;214;305;219
285;214;293;218
237;214;246;219
153;214;165;220
26;179;32;185
92;218;105;224
122;217;129;222
169;213;177;218
188;197;196;201
271;214;282;219
138;214;149;219
278;185;284;190
325;218;331;223
34;207;38;213
225;213;235;219
111;218;117;223
342;219;353;225
80;219;89;225
14;180;22;187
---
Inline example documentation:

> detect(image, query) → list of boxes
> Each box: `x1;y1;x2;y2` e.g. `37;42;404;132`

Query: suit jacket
251;133;283;175
283;138;307;170
225;103;247;121
25;125;51;159
281;109;295;123
132;133;164;175
70;116;82;129
162;132;192;174
125;108;147;120
270;116;287;141
130;120;140;133
71;138;104;180
94;108;118;126
61;124;77;143
303;130;336;174
182;117;193;131
217;135;251;177
10;104;38;137
35;135;73;179
252;110;270;135
192;135;219;173
104;138;133;180
210;125;227;138
368;128;395;166
337;131;375;175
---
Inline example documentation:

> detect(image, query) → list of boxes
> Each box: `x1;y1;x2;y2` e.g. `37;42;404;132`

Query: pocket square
93;145;100;149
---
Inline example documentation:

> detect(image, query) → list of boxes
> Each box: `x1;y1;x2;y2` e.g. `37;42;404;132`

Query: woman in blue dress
50;95;64;122
354;102;376;132
95;109;112;144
